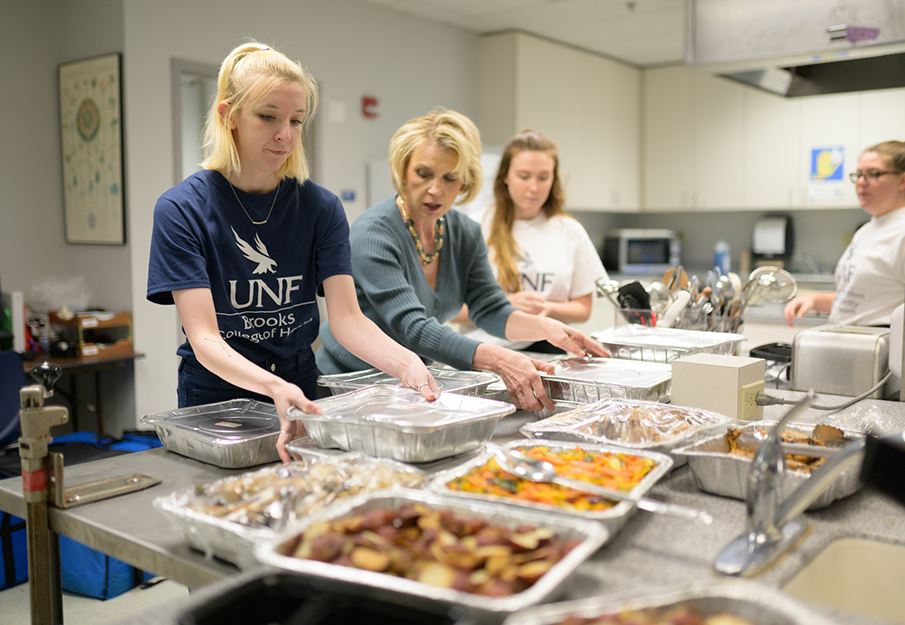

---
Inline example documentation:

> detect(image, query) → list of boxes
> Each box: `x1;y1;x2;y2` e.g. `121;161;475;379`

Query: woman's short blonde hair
201;41;318;182
388;108;483;205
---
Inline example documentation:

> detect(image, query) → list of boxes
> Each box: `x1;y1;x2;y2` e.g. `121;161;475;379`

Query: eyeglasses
849;170;898;183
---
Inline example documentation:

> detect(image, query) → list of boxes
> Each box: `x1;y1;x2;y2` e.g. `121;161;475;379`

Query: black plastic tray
749;342;792;363
180;571;473;625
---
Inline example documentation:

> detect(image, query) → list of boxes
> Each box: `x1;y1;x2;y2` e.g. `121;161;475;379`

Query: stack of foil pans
318;367;500;397
540;357;672;403
289;386;515;462
141;399;281;469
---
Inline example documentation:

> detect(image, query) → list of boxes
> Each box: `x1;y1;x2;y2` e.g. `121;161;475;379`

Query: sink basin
784;538;905;623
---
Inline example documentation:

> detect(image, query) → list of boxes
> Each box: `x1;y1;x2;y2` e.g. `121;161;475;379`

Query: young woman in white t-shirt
785;140;905;327
457;129;608;351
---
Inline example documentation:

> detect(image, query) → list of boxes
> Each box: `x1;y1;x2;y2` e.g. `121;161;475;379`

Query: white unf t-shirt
830;206;905;326
461;206;608;348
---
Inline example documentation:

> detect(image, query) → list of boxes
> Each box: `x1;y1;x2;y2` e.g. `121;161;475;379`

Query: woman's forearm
541;293;593;324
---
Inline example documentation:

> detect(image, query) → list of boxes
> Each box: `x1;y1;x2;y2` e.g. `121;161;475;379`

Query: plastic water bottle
714;239;731;274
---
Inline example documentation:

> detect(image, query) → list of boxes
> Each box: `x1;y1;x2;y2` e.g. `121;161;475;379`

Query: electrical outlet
740;380;765;420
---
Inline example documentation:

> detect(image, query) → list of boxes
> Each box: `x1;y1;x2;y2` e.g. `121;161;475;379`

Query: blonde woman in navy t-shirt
148;42;437;462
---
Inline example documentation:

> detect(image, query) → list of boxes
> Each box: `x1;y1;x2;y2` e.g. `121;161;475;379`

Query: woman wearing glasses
784;140;905;326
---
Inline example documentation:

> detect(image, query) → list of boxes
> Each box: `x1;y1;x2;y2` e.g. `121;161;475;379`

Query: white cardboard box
671;353;765;421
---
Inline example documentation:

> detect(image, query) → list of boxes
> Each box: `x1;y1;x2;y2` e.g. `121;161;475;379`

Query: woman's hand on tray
274;381;319;463
396;361;441;401
542;318;610;359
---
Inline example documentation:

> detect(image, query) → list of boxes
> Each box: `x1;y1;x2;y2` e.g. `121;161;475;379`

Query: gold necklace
228;180;280;225
399;197;444;265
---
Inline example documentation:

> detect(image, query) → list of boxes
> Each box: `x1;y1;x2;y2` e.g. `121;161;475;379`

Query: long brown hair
487;129;566;293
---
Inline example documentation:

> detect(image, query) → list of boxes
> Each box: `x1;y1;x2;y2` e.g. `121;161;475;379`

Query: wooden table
22;349;144;434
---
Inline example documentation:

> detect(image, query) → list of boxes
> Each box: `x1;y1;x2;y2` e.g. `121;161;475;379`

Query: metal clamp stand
18;363;161;625
20;363;68;625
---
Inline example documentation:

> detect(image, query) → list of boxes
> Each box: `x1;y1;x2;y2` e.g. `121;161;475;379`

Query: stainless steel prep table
0;446;242;590
4;393;905;625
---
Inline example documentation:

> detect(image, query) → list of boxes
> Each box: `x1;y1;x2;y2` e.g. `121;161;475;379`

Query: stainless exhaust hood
686;0;905;97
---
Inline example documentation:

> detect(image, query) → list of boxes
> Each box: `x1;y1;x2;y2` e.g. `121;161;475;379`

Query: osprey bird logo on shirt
233;227;277;274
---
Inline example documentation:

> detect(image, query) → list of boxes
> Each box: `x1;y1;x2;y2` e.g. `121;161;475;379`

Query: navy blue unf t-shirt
147;170;352;364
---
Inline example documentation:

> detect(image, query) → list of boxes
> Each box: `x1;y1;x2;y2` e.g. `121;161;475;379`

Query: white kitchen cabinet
798;92;860;208
641;66;895;211
859;88;905;153
692;71;747;209
642;66;694;211
479;32;640;211
642;66;747;211
744;88;801;209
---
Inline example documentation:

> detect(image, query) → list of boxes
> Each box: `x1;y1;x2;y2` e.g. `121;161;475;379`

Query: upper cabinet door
798;92;860;208
582;54;641;211
642;66;694;211
744;88;801;209
515;36;587;207
480;32;641;212
692;72;746;210
860;89;905;152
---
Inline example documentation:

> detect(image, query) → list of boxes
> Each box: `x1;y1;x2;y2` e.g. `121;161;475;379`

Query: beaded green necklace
399;197;445;265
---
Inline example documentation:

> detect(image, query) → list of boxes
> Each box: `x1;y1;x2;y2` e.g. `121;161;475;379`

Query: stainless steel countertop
4;391;904;624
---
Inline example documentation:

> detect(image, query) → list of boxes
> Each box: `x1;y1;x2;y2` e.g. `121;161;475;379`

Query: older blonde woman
316;109;607;411
148;42;436;462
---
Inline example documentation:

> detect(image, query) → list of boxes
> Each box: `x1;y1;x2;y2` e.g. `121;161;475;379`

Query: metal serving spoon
491;446;713;524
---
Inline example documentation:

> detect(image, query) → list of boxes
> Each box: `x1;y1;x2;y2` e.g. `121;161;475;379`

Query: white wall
2;0;480;432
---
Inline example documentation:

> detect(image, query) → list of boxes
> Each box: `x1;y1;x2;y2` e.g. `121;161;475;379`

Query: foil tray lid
140;399;279;442
543;357;671;390
318;366;499;392
289;386;515;431
592;325;745;349
522;398;730;447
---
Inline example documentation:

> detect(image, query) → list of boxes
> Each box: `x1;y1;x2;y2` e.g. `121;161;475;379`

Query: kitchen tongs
491;446;713;524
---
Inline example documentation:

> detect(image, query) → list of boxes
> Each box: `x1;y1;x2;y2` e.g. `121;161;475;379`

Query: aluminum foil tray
501;580;838;625
673;421;864;510
140;399;281;468
533;400;586;420
252;489;608;618
318;366;500;397
520;399;730;467
592;325;746;364
288;386;516;463
426;439;673;536
152;450;425;567
540;357;672;403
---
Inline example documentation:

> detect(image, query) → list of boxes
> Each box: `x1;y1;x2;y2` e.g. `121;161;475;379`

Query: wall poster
807;145;845;201
59;53;125;245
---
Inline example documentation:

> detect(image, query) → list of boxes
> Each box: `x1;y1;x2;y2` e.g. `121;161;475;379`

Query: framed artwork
59;53;125;245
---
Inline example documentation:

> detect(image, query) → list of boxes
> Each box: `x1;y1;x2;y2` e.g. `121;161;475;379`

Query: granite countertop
120;389;905;625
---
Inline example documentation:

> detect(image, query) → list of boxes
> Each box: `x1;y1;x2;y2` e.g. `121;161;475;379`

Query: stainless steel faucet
713;392;867;577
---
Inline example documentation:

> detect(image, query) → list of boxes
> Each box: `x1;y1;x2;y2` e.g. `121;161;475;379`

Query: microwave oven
602;228;681;274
